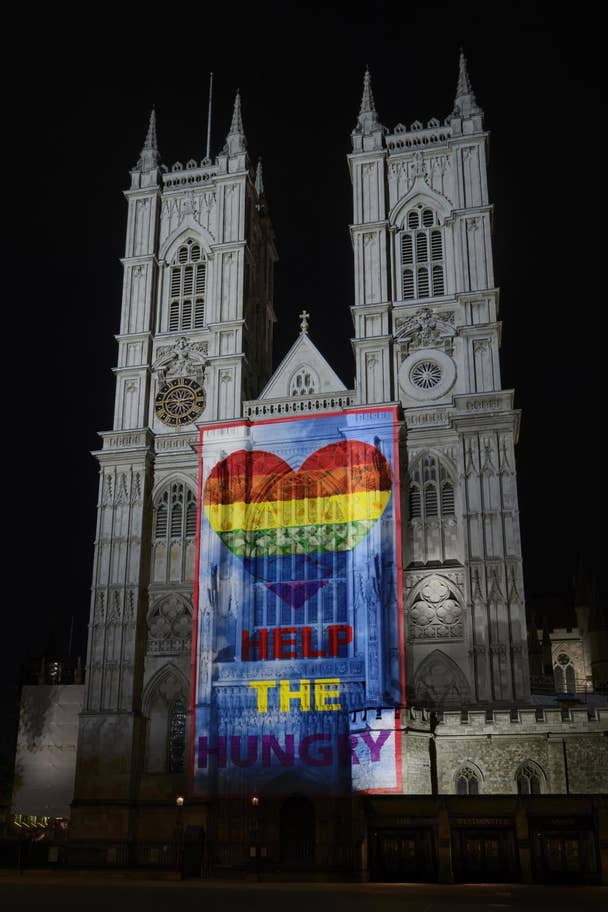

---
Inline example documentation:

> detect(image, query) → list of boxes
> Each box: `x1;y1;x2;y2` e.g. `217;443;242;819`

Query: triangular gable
259;333;348;400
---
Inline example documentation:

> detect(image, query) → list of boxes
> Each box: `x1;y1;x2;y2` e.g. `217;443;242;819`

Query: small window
409;486;421;518
418;267;429;297
185;491;197;537
155;492;169;538
416;233;428;262
408;210;419;229
169;302;180;332
422;208;434;227
554;653;576;693
168;698;186;773
455;767;480;795
516;763;542;795
170;485;184;537
431;230;442;260
424;484;438;517
432;265;444;295
401;235;413;264
195;265;206;295
194;299;205;328
441;482;455;514
403;269;414;299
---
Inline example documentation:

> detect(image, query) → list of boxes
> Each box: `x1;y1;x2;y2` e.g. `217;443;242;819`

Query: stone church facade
67;54;608;883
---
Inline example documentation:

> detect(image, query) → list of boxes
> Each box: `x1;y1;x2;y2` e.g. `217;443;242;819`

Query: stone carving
394;307;456;356
153;337;208;385
147;593;192;654
413;650;471;705
408;575;463;640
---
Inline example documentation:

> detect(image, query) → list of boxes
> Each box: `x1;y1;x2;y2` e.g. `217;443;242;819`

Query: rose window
410;360;442;389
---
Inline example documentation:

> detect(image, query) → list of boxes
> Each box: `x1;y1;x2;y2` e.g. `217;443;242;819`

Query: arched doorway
280;796;315;869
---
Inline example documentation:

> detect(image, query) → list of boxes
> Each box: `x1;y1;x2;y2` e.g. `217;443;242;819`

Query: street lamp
251;794;261;880
175;795;185;875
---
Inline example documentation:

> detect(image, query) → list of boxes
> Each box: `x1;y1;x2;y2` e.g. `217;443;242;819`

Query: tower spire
355;66;381;133
359;66;376;116
136;107;160;172
224;89;247;156
255;158;268;214
453;48;481;118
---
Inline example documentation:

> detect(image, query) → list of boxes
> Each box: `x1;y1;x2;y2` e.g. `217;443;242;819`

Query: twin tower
71;53;528;839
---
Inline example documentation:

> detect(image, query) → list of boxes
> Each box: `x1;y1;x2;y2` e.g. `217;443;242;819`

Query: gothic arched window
167;239;206;332
167;697;186;773
400;207;445;301
516;762;543;795
290;367;317;397
455;766;480;795
409;454;455;521
554;653;576;693
154;483;196;543
152;482;197;583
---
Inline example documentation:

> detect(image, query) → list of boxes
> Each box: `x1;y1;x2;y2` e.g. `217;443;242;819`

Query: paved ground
0;879;606;911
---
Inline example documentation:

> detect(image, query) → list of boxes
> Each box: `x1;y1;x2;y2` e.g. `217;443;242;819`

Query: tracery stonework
408;576;464;639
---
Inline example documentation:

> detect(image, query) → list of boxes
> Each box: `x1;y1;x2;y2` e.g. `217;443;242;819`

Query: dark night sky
3;2;605;727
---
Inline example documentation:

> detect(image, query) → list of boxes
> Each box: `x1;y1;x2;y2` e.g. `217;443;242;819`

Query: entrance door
280;796;315;870
451;828;518;883
533;828;597;883
369;828;436;882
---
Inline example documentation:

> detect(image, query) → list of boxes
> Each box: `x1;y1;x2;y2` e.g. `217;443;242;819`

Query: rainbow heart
204;441;392;606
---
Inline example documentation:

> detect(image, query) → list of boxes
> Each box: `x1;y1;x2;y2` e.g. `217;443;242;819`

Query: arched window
290;367;318;397
409;454;456;521
167;239;206;332
516;762;543;795
400;207;445;300
554;653;576;693
455;767;480;795
154;483;196;543
409;486;421;518
167;697;187;773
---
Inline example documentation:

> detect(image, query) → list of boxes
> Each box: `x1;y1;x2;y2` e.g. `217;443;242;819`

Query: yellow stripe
204;489;391;533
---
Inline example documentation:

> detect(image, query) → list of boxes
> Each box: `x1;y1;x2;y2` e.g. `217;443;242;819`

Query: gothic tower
349;54;529;705
71;96;277;842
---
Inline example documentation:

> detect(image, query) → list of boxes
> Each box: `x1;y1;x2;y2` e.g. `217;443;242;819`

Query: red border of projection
188;406;405;798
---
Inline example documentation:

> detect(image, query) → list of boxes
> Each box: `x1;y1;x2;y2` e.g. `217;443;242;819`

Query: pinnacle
456;48;473;98
135;107;160;172
354;66;382;137
359;65;376;116
229;89;244;135
255;158;264;197
453;47;481;117
143;107;158;151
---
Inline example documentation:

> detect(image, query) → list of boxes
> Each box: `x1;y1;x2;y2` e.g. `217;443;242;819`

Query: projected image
191;408;404;796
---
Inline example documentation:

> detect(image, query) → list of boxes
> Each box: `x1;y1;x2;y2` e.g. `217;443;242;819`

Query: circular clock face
154;378;206;426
